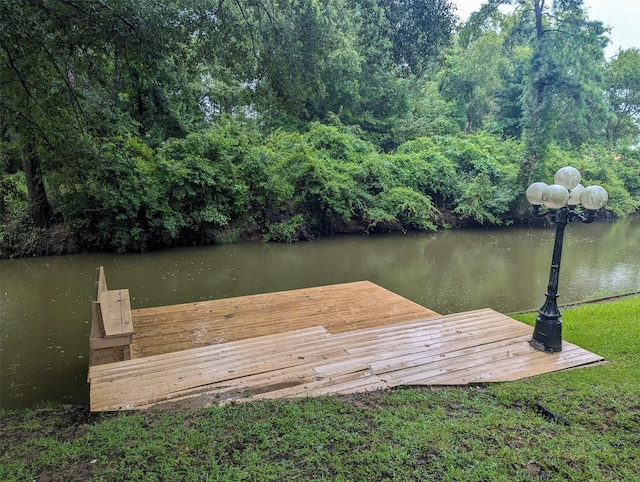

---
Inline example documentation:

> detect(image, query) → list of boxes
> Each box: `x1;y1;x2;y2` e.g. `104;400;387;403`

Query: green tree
341;0;457;148
438;32;507;132
517;0;608;184
604;48;640;146
157;126;251;243
381;0;457;76
462;1;609;185
197;0;364;126
0;0;203;230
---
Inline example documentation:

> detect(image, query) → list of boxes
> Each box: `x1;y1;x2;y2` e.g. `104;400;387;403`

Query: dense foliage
1;0;639;256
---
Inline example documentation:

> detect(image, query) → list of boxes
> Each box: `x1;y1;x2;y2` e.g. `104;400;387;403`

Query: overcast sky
453;0;639;58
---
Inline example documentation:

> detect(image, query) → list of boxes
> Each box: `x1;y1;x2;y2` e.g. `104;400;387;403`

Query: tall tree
462;0;609;185
0;0;201;227
456;5;528;137
604;48;640;146
517;0;608;184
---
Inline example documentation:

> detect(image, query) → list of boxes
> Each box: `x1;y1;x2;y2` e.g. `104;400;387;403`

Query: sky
452;0;639;58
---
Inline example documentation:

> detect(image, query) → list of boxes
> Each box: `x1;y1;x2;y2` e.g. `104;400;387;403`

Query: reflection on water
1;217;639;408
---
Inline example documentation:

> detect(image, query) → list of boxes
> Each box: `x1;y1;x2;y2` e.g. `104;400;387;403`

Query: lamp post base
529;315;563;353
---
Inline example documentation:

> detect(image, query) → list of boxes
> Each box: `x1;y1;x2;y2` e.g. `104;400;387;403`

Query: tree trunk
519;0;549;188
534;0;545;40
22;145;53;228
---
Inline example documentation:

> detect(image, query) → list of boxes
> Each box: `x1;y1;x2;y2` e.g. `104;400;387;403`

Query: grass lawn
1;296;639;481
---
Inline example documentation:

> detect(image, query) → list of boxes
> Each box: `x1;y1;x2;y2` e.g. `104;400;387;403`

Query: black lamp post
525;167;608;353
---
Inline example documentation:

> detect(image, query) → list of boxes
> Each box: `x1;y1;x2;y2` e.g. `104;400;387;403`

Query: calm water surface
1;218;639;409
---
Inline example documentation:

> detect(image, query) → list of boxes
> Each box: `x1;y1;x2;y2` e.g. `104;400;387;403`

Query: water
1;218;639;409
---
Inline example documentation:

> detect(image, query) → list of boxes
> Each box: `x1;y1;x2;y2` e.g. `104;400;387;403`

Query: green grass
2;296;639;481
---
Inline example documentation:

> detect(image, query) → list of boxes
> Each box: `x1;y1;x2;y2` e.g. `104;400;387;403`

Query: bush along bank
2;122;638;258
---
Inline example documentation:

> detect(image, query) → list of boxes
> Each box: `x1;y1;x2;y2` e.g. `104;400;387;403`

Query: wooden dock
88;270;604;412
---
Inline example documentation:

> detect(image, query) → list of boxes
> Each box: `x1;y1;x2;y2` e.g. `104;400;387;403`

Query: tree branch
0;100;53;145
42;47;87;132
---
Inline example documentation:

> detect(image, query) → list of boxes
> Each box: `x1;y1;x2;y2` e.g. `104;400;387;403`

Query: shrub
395;134;521;226
617;148;640;200
0;171;35;257
369;187;437;232
573;146;639;217
259;128;370;234
52;135;165;252
158;130;249;242
263;214;311;242
393;139;460;203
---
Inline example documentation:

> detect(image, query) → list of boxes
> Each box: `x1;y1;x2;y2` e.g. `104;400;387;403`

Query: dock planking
128;281;440;358
88;279;604;412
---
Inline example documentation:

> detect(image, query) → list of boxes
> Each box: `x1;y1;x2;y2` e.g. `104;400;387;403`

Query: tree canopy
1;0;638;257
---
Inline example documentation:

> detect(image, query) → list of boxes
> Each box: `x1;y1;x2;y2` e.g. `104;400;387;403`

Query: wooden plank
381;335;541;387
96;266;107;297
91;339;341;402
90;326;329;381
480;343;604;382
334;312;531;357
91;301;105;338
89;346;131;368
90;343;343;411
116;364;321;410
297;309;529;374
312;324;533;379
410;346;601;386
378;334;602;388
90;344;340;403
158;363;326;408
133;368;388;410
101;289;133;337
239;371;389;402
298;309;517;353
117;289;133;333
90;334;132;350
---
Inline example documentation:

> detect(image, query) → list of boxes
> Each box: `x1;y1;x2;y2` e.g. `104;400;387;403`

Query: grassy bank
2;297;639;481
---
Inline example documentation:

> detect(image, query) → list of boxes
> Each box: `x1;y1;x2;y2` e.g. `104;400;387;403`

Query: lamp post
525;167;608;353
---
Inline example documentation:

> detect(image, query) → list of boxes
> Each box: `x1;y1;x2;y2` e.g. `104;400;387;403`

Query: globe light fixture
526;167;608;353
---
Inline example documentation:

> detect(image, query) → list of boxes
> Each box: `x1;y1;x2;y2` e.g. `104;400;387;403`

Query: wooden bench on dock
89;266;134;366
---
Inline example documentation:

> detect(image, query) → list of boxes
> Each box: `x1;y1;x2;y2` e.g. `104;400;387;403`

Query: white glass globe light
542;184;570;209
554;166;581;191
567;183;585;206
580;185;608;210
526;182;548;205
